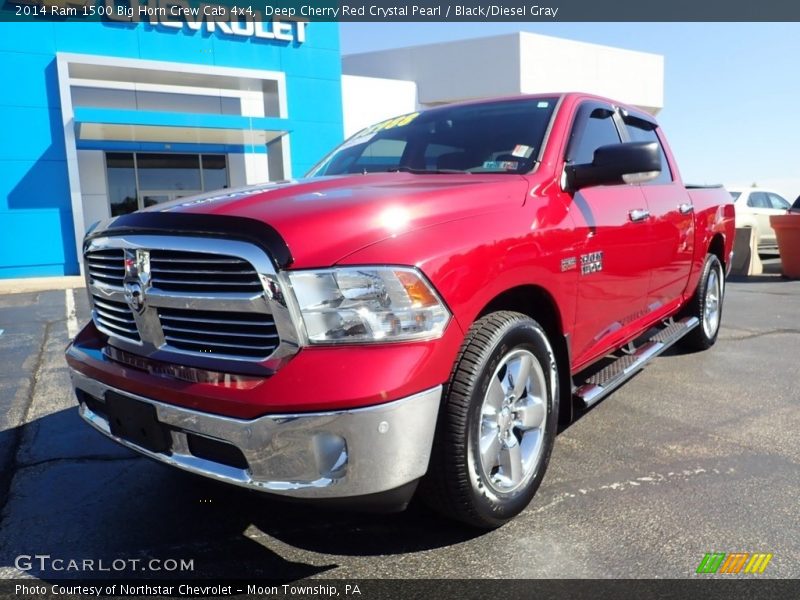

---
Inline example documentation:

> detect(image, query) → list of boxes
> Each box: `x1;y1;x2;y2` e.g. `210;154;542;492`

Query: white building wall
77;150;110;231
343;35;522;107
518;33;664;114
227;152;271;185
341;75;418;137
244;153;270;184
227;154;249;187
343;32;664;115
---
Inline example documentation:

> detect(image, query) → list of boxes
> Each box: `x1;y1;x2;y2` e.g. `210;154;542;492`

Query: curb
0;276;86;295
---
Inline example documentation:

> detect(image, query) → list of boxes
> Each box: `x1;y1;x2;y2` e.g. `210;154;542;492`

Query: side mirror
566;141;661;191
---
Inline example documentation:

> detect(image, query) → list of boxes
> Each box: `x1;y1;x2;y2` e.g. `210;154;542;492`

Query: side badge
561;257;577;272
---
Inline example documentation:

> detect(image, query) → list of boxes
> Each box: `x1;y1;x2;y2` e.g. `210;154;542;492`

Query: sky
339;23;800;201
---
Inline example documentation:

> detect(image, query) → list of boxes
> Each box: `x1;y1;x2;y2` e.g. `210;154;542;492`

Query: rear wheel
421;311;558;529
680;254;724;351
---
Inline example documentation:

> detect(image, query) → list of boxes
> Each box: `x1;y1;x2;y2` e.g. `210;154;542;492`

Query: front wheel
680;253;725;351
420;311;558;529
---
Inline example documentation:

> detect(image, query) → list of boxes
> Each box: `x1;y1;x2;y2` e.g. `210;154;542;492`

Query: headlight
286;267;451;344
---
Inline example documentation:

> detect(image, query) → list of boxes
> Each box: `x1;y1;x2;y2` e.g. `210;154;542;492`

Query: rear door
621;115;695;309
565;101;652;367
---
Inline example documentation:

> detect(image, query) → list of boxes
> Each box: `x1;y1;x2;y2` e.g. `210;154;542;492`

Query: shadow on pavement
728;256;786;283
0;407;484;581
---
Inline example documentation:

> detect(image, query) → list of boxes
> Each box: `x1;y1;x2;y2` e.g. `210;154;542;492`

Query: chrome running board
574;316;699;409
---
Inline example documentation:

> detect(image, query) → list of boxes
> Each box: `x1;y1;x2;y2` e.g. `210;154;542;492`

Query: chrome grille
83;235;297;369
159;308;279;358
149;250;263;293
85;249;124;287
91;294;141;342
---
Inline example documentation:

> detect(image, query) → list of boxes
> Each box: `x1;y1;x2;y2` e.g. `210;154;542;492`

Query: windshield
729;191;741;201
308;97;559;177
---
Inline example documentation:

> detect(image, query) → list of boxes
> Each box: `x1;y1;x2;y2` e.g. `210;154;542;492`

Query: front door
564;101;652;368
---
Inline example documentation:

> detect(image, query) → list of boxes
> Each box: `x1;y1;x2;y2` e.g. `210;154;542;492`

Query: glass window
141;194;171;209
729;191;741;201
201;155;228;191
106;153;138;217
624;119;673;184
71;87;136;110
309;97;558;176
71;87;240;116
570;107;621;166
136;153;201;191
135;91;239;115
767;193;790;210
747;192;770;208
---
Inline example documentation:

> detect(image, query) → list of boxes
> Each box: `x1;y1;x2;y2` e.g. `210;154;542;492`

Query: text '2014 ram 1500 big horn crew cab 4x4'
66;93;734;528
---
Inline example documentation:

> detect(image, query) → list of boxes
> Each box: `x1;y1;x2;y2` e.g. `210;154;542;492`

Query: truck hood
142;173;530;268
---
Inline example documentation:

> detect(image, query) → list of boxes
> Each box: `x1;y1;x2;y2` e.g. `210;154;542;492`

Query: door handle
628;208;650;222
678;202;694;214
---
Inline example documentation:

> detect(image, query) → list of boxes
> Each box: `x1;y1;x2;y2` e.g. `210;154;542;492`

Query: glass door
136;153;202;203
105;152;228;216
138;190;201;208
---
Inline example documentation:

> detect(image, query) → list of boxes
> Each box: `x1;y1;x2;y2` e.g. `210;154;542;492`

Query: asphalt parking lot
0;264;798;581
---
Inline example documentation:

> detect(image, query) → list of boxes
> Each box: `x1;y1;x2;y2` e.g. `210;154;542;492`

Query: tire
420;311;559;529
679;254;724;351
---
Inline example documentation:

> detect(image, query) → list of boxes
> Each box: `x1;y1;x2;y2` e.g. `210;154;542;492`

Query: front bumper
70;368;441;499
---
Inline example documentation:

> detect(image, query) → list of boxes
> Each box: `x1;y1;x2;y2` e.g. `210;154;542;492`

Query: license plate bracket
105;392;170;454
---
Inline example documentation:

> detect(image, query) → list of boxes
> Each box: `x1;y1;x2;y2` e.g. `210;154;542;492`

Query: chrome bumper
69;369;441;499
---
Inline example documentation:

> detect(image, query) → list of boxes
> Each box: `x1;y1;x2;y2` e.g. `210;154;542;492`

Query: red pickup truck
66;93;734;528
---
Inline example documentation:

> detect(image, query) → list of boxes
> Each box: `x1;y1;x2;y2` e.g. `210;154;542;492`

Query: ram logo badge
580;251;603;275
123;249;151;313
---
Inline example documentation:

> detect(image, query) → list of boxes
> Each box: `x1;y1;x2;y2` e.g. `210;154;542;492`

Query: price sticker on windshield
353;112;420;140
511;144;534;158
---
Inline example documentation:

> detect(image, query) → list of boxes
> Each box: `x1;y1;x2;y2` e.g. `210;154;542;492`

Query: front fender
337;201;578;342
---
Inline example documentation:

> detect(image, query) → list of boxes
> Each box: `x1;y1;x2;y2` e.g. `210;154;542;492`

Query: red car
66;93;734;528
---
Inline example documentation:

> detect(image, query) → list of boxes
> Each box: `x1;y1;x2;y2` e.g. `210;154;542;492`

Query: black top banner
3;0;800;22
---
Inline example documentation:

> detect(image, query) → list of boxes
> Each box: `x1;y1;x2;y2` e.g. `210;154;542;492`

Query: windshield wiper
386;166;470;175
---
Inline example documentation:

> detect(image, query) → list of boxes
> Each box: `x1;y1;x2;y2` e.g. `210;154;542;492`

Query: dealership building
0;20;662;279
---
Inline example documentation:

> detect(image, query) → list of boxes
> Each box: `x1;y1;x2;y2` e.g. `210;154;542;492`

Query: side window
767;193;790;210
624;120;673;184
569;107;621;166
747;192;770;208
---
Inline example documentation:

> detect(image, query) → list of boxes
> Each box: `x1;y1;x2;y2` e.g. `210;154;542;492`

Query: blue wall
0;21;343;278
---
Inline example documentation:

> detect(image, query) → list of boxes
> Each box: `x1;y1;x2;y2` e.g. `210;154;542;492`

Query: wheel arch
708;233;726;271
477;285;573;428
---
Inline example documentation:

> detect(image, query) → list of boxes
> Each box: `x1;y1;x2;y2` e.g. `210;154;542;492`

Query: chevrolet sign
104;0;308;43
